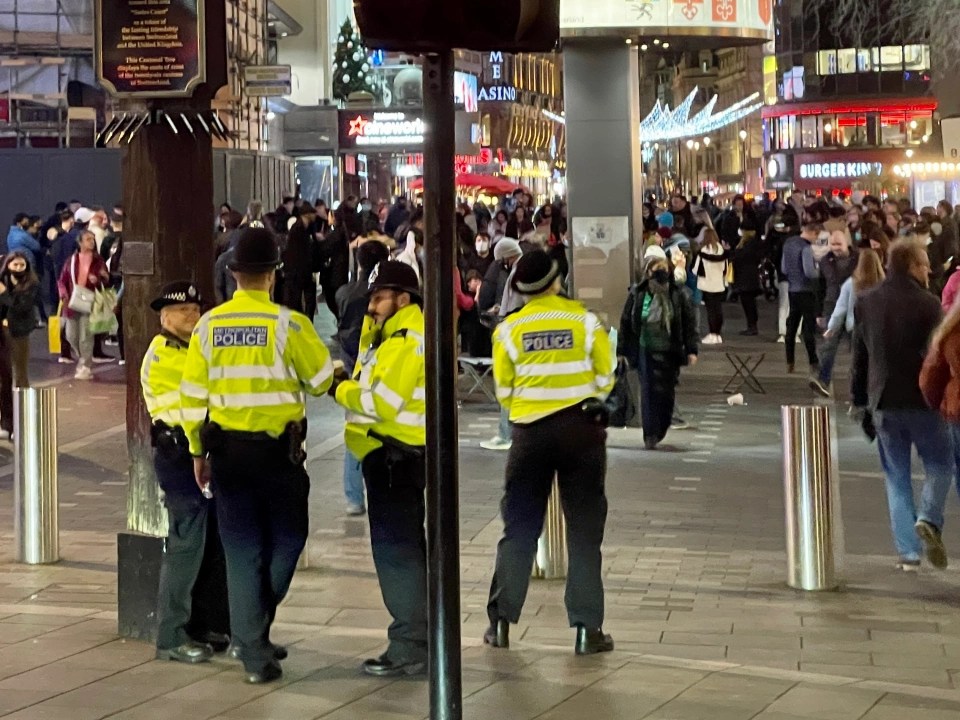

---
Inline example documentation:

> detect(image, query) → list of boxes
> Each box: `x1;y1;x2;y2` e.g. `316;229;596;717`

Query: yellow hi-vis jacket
180;289;334;456
141;332;191;428
335;303;426;460
493;293;615;424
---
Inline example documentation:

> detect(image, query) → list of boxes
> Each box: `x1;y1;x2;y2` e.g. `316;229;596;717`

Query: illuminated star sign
348;115;369;137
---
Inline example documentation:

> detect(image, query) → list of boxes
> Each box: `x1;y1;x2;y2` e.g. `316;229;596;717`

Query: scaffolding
0;0;94;147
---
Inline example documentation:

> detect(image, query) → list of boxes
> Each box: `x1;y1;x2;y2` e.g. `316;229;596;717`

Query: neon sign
346;112;424;147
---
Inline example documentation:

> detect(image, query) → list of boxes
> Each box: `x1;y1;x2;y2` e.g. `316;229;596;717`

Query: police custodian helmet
150;280;202;312
227;227;282;273
367;261;422;303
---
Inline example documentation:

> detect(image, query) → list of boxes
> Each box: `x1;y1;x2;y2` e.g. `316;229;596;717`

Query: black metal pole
422;50;463;720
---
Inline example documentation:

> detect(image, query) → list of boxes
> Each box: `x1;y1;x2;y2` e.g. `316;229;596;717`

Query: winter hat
658;211;674;229
493;237;522;261
511;249;559;294
644;245;667;261
657;226;673;241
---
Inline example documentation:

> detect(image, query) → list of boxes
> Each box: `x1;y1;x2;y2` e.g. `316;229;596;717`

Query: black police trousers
362;447;428;664
487;405;609;629
154;443;229;651
210;433;309;673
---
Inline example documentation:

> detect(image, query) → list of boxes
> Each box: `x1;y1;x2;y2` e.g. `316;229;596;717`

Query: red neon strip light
762;97;937;118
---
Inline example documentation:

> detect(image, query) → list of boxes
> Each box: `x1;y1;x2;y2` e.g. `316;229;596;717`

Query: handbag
90;288;119;335
67;256;95;314
605;362;638;428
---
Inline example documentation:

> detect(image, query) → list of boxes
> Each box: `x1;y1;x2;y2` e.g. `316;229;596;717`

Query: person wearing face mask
329;261;428;677
467;232;494;278
359;197;380;235
618;253;699;450
0;252;39;388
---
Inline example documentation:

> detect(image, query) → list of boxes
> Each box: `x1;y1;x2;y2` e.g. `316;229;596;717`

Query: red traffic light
354;0;559;53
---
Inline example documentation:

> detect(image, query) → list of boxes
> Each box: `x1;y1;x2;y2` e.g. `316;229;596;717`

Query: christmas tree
332;19;377;103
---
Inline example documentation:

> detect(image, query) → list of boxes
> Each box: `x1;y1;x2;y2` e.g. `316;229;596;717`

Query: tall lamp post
739;128;748;193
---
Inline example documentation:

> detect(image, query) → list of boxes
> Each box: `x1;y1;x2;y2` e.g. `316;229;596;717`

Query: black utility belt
150;421;187;448
203;420;307;465
368;429;425;461
520;398;609;429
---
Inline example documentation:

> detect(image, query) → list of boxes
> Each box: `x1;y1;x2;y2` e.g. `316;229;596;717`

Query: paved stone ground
0;308;959;718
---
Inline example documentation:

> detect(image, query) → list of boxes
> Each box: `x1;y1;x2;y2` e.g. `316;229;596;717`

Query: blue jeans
817;328;849;384
950;423;960;498
499;405;512;442
875;409;954;560
343;450;365;508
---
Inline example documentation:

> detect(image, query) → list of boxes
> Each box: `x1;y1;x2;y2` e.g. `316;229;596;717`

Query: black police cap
150;281;202;312
366;261;422;302
227;226;281;273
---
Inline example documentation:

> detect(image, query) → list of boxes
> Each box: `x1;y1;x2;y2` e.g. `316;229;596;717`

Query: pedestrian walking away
180;227;334;684
853;239;951;572
142;281;230;665
484;249;616;656
331;261;429;677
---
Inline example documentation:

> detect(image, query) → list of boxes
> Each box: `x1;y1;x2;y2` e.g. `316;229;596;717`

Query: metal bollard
14;387;59;564
781;405;844;591
532;476;567;579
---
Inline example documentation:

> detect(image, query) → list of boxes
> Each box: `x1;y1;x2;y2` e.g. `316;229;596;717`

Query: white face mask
476;240;489;255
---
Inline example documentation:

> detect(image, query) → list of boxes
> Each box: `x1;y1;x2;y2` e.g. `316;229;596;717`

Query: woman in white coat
692;228;729;345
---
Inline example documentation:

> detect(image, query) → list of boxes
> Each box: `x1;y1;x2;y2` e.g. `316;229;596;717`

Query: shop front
764;148;910;197
337;107;481;201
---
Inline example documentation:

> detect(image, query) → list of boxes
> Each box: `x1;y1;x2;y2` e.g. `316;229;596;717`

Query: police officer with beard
180;228;334;684
141;281;229;664
331;261;428;677
483;249;616;655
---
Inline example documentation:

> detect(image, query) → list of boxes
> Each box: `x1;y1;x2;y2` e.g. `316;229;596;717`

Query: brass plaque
123;241;155;276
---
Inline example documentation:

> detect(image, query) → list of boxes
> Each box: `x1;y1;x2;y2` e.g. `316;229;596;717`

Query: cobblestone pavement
0;321;960;718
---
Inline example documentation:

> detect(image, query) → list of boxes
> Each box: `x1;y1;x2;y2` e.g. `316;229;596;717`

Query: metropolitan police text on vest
213;326;269;348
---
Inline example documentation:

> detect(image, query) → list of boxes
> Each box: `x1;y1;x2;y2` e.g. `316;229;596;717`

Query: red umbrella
409;173;523;194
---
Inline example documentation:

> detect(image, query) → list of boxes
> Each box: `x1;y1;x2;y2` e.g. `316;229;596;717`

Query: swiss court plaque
96;0;206;98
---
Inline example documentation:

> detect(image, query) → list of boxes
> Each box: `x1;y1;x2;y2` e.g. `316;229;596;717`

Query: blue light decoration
370;49;385;67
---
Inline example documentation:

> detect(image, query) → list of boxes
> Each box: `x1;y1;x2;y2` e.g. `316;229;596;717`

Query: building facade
761;0;953;204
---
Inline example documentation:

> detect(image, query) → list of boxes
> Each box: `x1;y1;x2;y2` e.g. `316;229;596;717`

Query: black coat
731;238;764;293
282;222;315;312
617;279;699;369
852;274;943;411
820;251;857;319
478;261;510;314
0;273;39;338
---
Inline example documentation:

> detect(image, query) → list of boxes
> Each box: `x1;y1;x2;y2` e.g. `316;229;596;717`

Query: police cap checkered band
150;281;202;311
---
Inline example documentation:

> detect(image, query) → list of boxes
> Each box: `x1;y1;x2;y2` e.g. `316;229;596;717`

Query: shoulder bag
67;255;95;314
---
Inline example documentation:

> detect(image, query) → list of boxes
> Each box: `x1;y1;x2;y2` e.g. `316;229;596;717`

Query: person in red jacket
920;301;960;499
57;230;108;380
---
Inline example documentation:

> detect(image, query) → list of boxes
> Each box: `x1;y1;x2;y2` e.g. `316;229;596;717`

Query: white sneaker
118;359;126;366
480;437;512;451
58;357;75;365
777;335;785;344
715;335;723;345
345;503;366;516
701;335;716;345
74;364;93;381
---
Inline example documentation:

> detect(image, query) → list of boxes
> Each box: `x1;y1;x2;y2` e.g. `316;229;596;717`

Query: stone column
563;42;643;326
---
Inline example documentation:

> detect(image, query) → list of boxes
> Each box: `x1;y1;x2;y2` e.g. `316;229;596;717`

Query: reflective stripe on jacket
493;293;615;424
336;303;426;460
141;333;190;428
180;289;334;455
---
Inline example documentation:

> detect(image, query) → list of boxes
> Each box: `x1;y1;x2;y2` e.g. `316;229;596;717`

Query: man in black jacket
852;239;952;572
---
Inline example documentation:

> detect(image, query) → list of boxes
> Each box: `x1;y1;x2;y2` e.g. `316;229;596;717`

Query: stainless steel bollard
532;477;567;579
14;387;59;564
781;405;844;591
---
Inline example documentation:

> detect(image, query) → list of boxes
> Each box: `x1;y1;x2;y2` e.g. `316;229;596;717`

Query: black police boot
483;619;510;649
156;641;214;664
227;643;288;661
574;625;615;655
362;654;426;678
245;661;283;685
